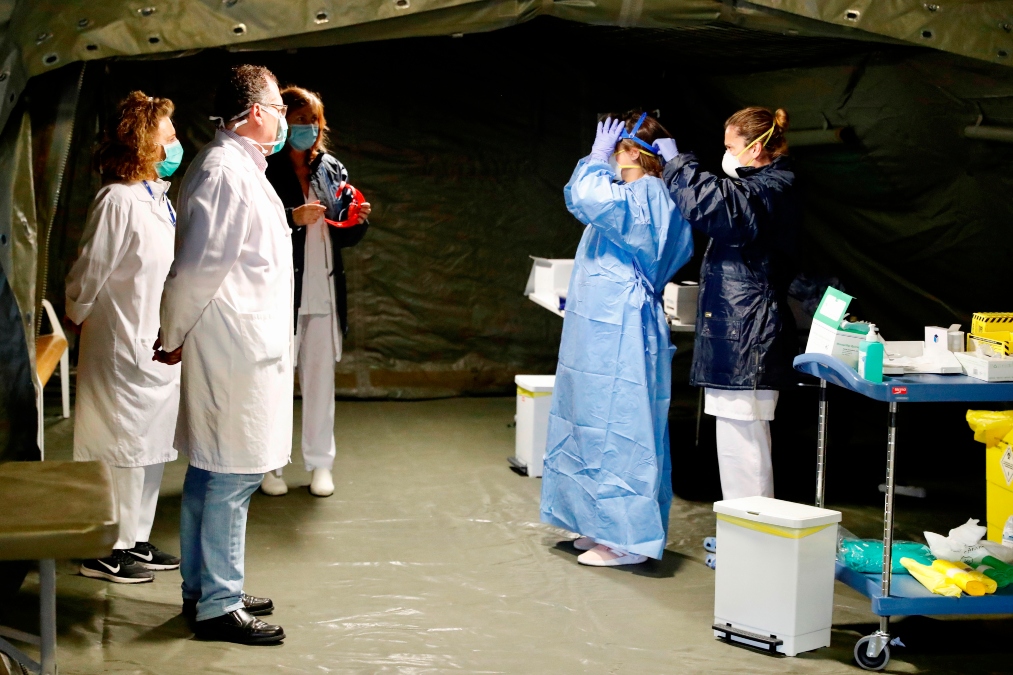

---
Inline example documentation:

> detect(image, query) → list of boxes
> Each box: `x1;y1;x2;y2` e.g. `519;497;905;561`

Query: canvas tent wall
1;1;1012;462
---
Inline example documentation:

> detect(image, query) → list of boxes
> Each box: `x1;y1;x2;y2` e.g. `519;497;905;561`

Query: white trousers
715;418;774;500
293;313;339;472
109;463;164;550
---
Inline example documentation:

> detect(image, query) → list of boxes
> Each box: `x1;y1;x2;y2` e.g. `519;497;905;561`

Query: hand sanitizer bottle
858;324;884;383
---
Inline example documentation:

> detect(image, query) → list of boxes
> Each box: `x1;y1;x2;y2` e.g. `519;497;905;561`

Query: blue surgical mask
155;139;183;178
288;124;319;151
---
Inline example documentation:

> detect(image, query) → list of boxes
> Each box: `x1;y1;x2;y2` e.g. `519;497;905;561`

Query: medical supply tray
793;353;1013;669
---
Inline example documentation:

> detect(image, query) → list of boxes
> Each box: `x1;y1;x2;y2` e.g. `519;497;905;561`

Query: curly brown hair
96;91;175;182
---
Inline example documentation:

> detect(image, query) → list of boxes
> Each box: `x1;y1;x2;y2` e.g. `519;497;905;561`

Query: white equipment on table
524;257;573;317
882;341;963;375
712;496;841;657
509;375;555;477
663;281;698;332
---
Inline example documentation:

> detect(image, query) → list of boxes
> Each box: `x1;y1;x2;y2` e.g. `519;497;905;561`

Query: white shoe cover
309;467;334;497
577;544;648;567
572;536;596;551
260;471;288;496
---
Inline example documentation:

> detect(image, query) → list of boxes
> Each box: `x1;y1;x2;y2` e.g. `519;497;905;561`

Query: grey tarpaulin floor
4;397;1012;674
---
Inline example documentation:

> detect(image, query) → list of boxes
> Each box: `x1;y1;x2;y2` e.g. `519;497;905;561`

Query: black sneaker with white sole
80;550;155;584
127;541;181;570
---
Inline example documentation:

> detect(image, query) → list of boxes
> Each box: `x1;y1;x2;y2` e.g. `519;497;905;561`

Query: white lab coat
65;180;180;467
159;131;294;474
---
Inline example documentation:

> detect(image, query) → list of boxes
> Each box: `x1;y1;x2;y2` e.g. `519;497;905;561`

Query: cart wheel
853;636;890;671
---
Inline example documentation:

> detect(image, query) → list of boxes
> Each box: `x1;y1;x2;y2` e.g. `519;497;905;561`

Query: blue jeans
179;465;263;621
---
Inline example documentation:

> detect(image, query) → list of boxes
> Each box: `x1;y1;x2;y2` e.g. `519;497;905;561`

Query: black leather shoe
194;608;285;645
183;593;274;620
241;593;274;616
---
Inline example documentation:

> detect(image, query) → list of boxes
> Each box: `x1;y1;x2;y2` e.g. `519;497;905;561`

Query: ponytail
725;106;790;158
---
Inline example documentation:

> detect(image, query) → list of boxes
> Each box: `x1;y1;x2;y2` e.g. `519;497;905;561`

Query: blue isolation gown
539;157;694;559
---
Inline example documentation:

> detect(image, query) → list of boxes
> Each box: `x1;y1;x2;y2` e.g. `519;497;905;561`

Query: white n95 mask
721;150;742;178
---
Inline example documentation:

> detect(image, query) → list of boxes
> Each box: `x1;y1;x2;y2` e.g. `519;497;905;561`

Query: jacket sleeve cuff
286;207;296;228
64;298;92;325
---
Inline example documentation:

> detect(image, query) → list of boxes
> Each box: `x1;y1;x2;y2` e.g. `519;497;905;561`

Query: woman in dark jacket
659;106;799;501
263;86;370;498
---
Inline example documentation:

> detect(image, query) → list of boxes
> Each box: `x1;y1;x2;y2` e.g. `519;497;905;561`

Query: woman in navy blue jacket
659;106;799;501
263;86;370;498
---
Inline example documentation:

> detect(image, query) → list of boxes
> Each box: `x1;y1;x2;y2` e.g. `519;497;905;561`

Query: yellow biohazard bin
966;410;1013;542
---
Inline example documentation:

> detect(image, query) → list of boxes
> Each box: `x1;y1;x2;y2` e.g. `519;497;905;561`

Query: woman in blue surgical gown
540;111;694;567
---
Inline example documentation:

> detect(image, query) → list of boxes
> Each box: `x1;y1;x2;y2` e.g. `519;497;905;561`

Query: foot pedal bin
712;623;783;655
506;456;528;475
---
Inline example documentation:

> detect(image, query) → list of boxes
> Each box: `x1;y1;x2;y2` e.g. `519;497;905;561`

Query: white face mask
721;150;743;178
219;104;289;156
609;156;623;180
609;152;641;181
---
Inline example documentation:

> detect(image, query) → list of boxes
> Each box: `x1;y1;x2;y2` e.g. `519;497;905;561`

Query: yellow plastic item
989;522;1003;543
971;312;1013;336
966;410;1013;542
900;557;962;598
986;442;1013;489
987;482;1013;543
931;559;994;595
966;410;1013;447
967;334;1011;357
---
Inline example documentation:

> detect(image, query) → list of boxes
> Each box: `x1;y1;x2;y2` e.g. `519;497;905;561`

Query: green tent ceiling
0;0;1009;136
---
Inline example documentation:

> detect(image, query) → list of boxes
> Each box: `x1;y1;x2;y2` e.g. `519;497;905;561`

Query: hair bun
774;108;789;131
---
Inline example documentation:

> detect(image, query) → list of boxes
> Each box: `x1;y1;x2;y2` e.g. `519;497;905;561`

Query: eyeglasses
260;102;289;117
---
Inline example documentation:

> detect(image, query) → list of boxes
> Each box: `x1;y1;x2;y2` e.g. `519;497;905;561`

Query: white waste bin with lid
510;375;555;477
712;496;841;657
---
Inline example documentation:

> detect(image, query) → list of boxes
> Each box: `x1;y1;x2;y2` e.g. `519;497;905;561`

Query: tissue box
804;288;862;369
955;352;1013;382
925;324;964;353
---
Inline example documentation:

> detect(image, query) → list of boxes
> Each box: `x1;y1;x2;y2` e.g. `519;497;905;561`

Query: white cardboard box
806;321;863;369
804;288;863;369
663;282;699;325
513;375;555;477
925;324;964;353
955;352;1013;382
713;497;841;657
524;257;574;318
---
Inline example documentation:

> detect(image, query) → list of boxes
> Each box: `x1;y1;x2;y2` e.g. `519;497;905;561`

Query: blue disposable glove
655;137;679;164
589;117;624;163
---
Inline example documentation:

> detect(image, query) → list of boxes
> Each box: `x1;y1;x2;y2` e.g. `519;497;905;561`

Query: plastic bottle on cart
858;324;884;383
1003;515;1013;548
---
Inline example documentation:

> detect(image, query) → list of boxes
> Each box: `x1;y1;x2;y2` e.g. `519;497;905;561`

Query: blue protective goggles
618;112;660;155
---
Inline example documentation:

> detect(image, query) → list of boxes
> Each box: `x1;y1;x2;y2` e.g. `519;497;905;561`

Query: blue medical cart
793;353;1013;671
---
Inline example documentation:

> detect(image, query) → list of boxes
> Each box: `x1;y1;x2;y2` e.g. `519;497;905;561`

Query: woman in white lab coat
65;91;184;584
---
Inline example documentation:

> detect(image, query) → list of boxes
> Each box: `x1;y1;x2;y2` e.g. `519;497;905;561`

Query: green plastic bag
840;539;934;574
977;556;1013;589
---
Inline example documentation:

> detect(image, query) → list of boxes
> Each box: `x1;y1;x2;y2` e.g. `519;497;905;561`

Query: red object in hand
325;184;365;228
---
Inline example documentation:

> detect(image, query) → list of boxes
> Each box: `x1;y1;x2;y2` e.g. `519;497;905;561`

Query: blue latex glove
655;137;679;164
589;117;624;163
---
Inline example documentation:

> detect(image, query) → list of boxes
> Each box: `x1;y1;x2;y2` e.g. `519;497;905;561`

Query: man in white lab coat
156;64;293;645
